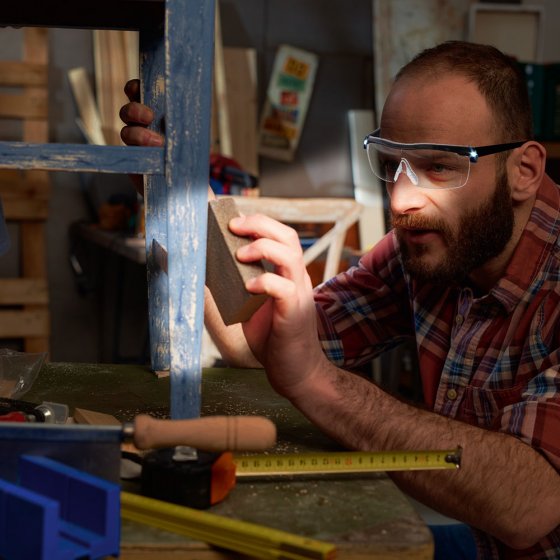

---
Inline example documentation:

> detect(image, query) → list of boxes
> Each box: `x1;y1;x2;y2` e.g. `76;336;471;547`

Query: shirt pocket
457;384;526;429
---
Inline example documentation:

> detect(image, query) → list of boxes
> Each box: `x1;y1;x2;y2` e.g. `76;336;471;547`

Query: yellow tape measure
234;447;462;477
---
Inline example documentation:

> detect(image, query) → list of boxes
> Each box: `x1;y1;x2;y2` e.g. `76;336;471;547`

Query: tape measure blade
235;448;461;478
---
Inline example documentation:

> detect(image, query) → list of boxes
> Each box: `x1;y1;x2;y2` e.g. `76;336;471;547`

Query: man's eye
431;163;448;173
381;159;399;173
427;161;458;174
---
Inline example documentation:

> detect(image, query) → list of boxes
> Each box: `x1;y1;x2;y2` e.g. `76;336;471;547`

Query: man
121;41;560;558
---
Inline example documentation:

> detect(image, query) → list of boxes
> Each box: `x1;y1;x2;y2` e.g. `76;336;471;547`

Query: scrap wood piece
93;30;139;146
73;407;141;455
68;67;106;145
206;198;268;325
223;47;259;177
73;407;121;426
213;0;232;157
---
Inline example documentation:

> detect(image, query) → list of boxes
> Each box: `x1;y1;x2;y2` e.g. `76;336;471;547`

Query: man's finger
120;125;163;147
119;102;154;126
124;79;141;102
230;214;301;249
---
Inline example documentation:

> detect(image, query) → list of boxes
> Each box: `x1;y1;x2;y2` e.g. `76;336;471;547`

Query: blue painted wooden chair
0;0;215;420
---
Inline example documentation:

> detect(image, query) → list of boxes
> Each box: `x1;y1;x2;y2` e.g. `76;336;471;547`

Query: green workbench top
24;362;433;559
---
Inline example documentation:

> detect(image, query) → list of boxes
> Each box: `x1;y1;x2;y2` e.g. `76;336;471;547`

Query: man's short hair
395;41;533;143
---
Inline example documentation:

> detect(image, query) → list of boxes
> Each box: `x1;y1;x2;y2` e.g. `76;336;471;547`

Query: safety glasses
363;129;526;190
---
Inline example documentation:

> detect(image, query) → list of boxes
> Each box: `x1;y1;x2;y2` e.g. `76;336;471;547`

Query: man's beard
393;170;514;285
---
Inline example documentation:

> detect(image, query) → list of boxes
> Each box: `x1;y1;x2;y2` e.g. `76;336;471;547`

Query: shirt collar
490;174;560;312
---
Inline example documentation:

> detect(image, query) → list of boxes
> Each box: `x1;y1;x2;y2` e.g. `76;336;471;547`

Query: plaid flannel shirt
314;174;560;558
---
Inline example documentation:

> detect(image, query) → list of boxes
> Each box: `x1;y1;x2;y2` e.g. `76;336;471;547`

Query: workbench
25;363;433;559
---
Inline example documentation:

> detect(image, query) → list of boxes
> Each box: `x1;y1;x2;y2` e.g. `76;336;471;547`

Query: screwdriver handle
130;414;277;452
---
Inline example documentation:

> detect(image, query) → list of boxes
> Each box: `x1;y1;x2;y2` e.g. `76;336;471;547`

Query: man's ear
509;141;546;202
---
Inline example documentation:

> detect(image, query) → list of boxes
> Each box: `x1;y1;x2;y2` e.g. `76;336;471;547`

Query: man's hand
119;79;164;147
229;213;328;399
119;79;164;194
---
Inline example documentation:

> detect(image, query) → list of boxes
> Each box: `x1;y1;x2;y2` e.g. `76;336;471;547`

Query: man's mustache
391;213;448;232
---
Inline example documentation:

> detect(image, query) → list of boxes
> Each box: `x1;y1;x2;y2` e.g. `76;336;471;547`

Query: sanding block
206;198;268;325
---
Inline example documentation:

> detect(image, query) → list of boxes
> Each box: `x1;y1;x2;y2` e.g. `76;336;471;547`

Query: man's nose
387;168;428;216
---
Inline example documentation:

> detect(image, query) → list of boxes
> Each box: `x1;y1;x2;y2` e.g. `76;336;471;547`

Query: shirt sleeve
313;232;415;369
496;362;560;471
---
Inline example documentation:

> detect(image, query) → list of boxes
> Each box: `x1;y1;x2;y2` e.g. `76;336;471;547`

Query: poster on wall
258;45;318;162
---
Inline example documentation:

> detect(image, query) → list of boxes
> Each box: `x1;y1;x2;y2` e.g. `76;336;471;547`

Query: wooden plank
0;61;47;87
93;30;114;144
68;67;106;145
0;279;48;305
22;222;47;278
106;30;129;145
223;47;258;176
73;407;141;454
0;92;48;119
1;198;49;220
0;309;49;338
0;169;51;220
94;30;134;146
212;2;232;157
0;143;164;174
0;169;50;194
73;407;121;426
21;27;51;356
23;27;49;144
124;31;140;82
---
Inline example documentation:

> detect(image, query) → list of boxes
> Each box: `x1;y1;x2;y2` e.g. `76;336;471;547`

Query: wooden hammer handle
131;414;277;452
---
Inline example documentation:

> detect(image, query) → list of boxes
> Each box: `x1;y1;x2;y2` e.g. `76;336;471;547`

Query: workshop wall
220;0;374;198
0;0;375;362
0;0;557;363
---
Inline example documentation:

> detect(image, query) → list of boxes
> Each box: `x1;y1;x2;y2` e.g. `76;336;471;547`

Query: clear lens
366;143;471;190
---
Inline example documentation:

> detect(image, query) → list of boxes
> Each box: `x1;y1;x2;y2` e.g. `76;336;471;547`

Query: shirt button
455;314;463;326
447;388;458;400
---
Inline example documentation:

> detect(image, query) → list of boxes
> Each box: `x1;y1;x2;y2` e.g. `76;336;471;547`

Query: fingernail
148;135;164;146
230;216;244;227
